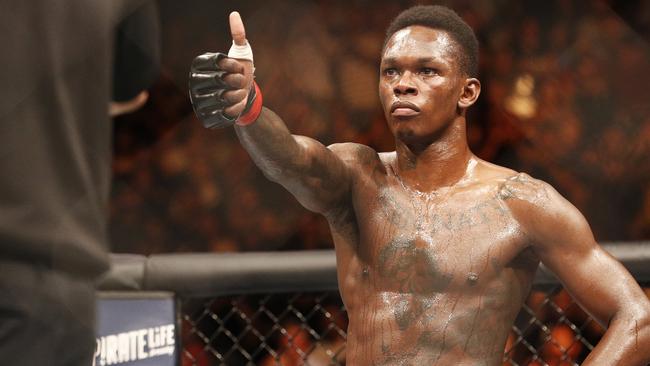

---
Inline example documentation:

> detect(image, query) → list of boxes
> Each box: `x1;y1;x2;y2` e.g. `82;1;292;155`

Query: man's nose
394;72;418;96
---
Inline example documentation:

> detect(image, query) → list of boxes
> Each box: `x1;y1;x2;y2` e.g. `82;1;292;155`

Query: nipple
467;272;479;285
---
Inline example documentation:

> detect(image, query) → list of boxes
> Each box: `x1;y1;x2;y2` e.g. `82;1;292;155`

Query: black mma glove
189;52;257;129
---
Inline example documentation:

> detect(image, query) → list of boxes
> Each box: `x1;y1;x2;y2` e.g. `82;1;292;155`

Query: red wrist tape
236;81;263;126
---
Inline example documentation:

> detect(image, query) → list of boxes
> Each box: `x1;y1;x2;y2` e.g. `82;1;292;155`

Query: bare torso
328;148;539;365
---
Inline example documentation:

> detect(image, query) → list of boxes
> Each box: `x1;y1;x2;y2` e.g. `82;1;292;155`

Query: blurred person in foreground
189;6;650;365
0;1;159;364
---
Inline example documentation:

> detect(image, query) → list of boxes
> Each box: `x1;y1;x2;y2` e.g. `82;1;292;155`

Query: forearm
234;107;305;182
190;12;351;213
234;106;353;214
583;311;650;365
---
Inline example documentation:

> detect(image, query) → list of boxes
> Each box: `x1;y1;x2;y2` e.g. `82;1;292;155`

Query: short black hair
384;5;479;77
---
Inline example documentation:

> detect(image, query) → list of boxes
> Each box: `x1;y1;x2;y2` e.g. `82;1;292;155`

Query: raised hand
189;11;256;129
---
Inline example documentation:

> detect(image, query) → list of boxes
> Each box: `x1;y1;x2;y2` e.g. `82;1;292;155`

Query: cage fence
98;247;650;366
179;283;650;366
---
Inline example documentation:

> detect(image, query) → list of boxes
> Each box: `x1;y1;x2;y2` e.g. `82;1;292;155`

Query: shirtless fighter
189;5;650;365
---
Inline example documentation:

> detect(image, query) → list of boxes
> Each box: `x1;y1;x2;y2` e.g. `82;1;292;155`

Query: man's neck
393;120;473;192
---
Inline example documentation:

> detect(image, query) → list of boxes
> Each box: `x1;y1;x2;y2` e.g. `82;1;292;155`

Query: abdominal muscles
344;283;522;366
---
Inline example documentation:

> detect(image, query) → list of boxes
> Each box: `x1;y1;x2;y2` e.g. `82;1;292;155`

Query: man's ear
458;78;481;109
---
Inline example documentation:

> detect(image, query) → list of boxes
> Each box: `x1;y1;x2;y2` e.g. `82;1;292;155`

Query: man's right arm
190;12;355;216
235;108;354;215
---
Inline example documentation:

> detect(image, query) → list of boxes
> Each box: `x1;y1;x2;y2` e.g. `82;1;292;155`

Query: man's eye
384;68;398;76
420;68;437;75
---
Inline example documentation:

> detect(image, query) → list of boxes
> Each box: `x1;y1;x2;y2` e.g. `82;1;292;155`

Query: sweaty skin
213;13;650;365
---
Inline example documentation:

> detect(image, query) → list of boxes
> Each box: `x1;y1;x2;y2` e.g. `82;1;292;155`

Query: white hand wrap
228;40;254;62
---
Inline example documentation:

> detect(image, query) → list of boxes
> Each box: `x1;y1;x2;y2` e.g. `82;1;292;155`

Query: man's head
379;5;481;146
384;5;478;78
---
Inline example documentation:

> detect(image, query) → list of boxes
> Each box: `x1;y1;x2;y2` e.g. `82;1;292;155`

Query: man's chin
387;115;420;134
394;127;417;142
393;125;449;148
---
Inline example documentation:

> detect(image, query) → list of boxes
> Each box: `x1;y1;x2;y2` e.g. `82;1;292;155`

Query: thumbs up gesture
189;12;258;129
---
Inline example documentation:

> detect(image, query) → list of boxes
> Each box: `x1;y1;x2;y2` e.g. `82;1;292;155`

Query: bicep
538;241;643;327
530;190;646;326
278;136;354;215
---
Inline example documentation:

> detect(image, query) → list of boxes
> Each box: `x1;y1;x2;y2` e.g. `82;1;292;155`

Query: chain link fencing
98;246;650;366
180;283;650;366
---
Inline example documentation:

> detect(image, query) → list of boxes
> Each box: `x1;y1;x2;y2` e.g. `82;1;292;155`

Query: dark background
109;0;650;255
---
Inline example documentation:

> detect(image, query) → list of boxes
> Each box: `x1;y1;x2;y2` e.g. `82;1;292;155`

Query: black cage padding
98;242;650;296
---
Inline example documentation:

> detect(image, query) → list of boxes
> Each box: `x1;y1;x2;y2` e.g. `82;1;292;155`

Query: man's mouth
390;101;420;117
